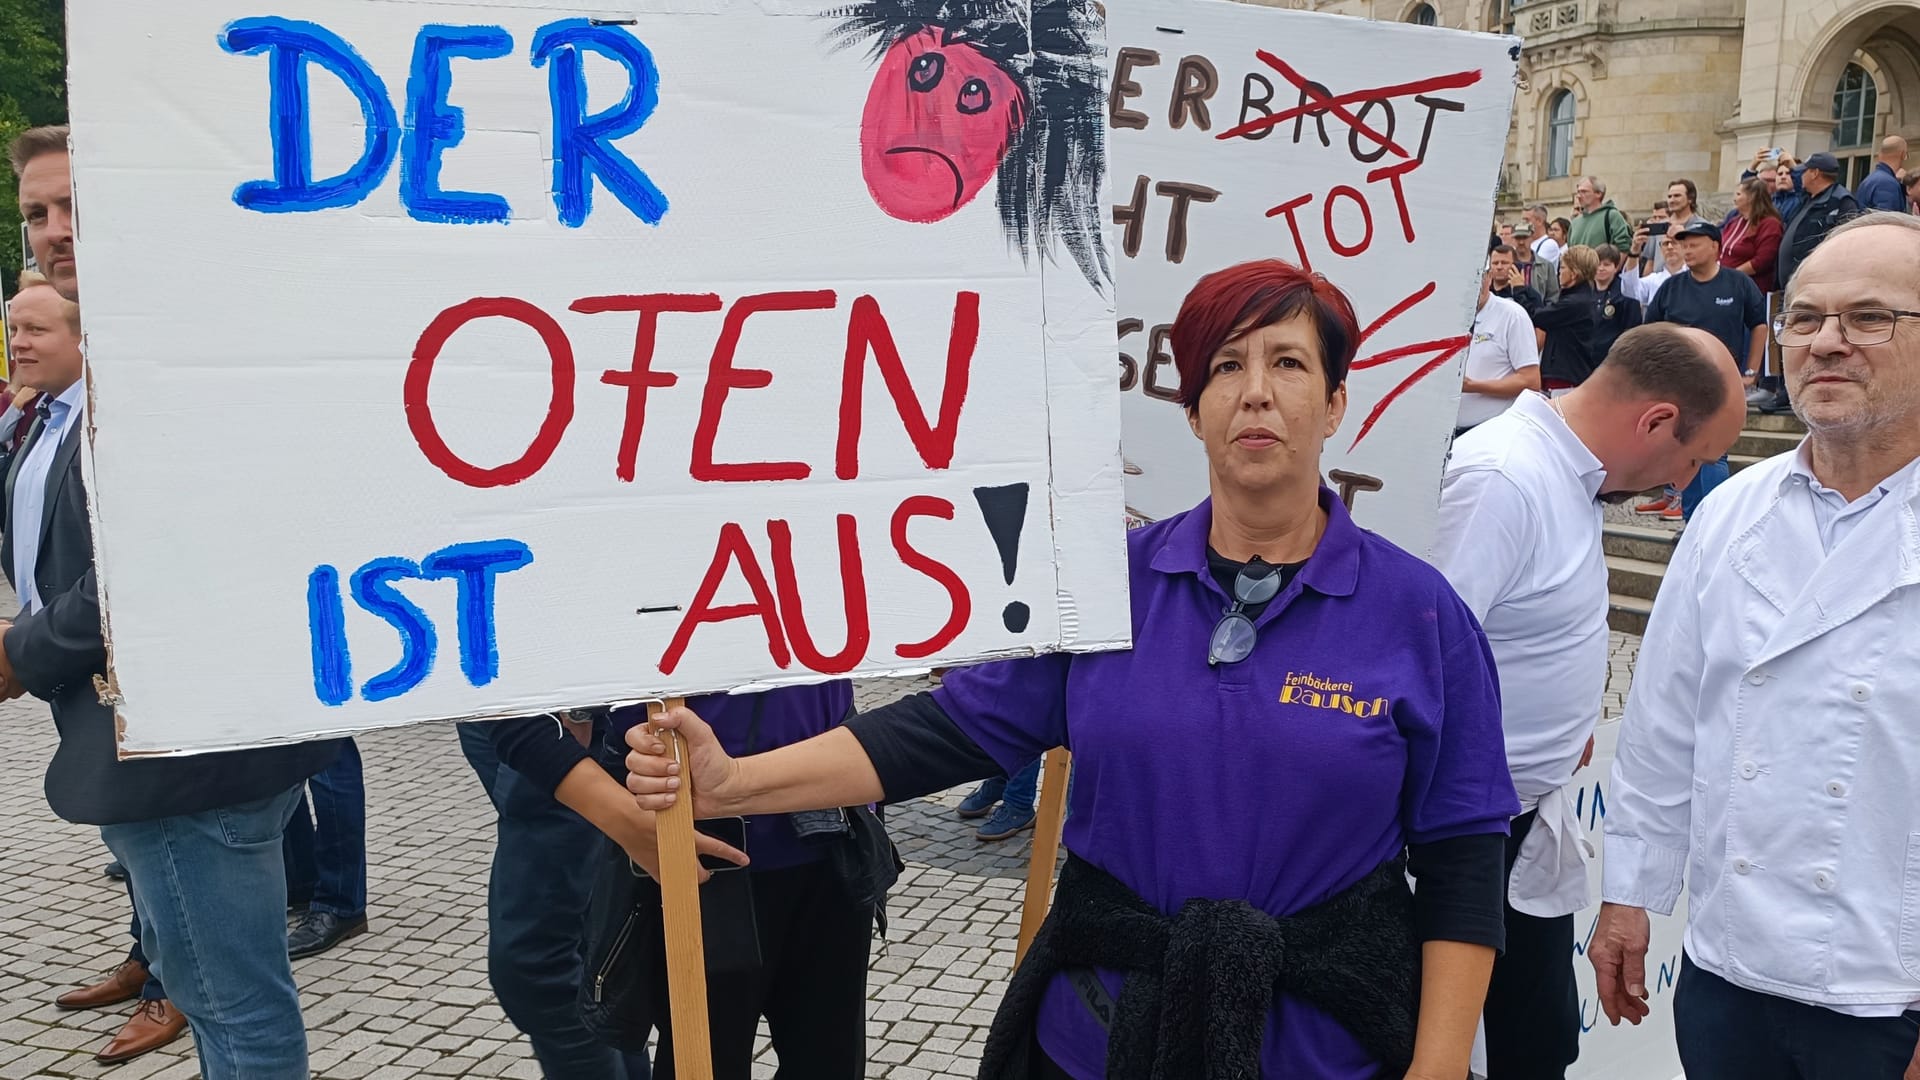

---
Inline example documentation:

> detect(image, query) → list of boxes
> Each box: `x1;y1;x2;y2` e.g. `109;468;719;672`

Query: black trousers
653;860;872;1080
1674;954;1920;1079
1482;810;1581;1079
457;724;652;1080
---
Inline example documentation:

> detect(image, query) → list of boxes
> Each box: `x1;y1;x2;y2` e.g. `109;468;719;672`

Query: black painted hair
829;0;1111;292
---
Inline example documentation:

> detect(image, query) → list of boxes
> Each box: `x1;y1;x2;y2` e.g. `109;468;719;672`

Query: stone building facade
1239;0;1920;223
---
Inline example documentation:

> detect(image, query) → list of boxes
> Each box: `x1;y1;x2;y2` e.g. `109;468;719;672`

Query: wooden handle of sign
1016;747;1072;965
651;699;713;1080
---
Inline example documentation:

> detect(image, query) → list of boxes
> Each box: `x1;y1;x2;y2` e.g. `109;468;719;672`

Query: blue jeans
100;787;309;1080
283;738;368;918
1002;757;1043;817
458;723;651;1080
1680;456;1732;520
124;883;167;1001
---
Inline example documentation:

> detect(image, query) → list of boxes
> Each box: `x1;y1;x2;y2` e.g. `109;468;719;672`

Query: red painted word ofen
403;288;981;487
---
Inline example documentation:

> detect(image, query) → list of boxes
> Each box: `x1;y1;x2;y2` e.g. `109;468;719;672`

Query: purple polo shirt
611;681;853;872
933;490;1517;1078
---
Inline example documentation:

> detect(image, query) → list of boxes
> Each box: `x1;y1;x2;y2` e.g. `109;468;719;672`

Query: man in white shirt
1621;235;1685;305
1525;203;1563;264
1456;252;1541;436
1591;212;1920;1079
1434;324;1748;1079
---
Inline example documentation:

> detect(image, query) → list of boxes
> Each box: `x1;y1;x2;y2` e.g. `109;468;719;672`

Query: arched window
1831;62;1880;188
1408;3;1438;25
1484;0;1514;34
1545;90;1575;179
1831;62;1878;149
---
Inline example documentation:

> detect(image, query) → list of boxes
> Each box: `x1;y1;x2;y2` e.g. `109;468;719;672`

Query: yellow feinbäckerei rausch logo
1279;671;1390;717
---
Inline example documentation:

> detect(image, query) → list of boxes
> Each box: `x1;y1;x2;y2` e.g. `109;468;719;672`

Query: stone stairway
1605;410;1808;634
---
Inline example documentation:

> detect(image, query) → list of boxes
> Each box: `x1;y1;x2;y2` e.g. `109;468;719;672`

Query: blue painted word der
221;16;666;226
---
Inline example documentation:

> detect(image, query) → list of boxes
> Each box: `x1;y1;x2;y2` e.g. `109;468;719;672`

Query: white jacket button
1826;780;1847;798
1739;760;1759;780
1849;683;1872;703
1733;857;1753;875
1814;870;1835;891
1748;670;1767;687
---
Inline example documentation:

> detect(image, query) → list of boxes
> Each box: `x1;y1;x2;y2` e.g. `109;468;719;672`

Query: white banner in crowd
1106;0;1517;554
66;0;1130;753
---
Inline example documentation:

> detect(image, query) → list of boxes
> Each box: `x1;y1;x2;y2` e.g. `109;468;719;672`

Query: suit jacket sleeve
4;566;108;700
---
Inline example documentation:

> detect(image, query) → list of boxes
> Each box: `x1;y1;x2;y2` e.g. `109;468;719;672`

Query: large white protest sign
1106;0;1517;554
66;0;1128;754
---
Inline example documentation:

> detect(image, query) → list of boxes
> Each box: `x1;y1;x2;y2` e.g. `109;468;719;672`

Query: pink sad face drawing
860;28;1028;222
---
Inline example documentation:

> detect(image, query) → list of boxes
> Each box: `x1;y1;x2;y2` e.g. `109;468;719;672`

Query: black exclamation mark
973;483;1030;633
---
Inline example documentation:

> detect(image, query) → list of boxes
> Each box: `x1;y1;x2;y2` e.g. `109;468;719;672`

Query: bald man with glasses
1592;212;1920;1080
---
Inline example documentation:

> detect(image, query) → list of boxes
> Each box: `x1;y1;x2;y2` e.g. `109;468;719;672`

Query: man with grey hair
1526;203;1562;263
1591;212;1920;1080
1570;175;1631;251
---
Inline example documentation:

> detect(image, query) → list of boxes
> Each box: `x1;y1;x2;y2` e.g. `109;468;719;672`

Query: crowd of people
1464;141;1910;524
8;108;1920;1080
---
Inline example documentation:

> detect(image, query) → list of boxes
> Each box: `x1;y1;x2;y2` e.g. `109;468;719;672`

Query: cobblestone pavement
0;593;1644;1078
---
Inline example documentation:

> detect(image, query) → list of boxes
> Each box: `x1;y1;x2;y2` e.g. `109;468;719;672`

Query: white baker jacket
1602;445;1920;1014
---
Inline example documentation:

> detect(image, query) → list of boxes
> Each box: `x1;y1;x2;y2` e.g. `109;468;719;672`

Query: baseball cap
1672;221;1721;244
1513;222;1534;236
1803;152;1842;175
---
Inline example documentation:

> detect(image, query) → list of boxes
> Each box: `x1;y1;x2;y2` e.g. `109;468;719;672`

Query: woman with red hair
626;260;1516;1080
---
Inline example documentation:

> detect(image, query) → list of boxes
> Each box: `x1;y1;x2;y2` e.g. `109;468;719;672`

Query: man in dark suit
7;124;343;1080
7;271;188;1065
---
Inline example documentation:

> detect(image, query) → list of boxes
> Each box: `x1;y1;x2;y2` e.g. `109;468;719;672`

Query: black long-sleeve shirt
1533;282;1601;387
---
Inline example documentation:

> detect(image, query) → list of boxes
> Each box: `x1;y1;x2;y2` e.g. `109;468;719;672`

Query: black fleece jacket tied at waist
979;853;1419;1080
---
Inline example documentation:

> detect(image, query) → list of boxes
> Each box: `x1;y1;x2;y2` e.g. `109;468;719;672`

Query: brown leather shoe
53;959;148;1011
95;999;187;1064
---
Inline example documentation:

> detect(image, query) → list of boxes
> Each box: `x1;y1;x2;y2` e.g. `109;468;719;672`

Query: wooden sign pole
650;699;713;1080
1015;746;1072;965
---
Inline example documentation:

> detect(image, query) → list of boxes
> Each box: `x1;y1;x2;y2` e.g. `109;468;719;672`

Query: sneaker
1633;495;1674;515
956;778;1006;819
1661;502;1685;522
975;803;1035;842
1745;386;1773;406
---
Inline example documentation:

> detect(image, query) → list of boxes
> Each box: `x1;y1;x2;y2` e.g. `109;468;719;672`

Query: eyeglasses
1770;308;1920;347
1207;557;1283;666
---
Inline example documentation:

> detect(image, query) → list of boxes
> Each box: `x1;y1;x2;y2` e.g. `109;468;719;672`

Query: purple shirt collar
1145;485;1362;600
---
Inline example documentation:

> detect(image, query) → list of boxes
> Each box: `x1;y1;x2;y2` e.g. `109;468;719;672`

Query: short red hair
1171;259;1361;412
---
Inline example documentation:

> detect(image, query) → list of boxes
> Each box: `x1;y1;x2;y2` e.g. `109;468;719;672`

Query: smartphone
696;816;748;872
698;860;762;972
1646;221;1669;237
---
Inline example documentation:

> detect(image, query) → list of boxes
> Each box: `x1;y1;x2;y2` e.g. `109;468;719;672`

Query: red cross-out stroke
1215;53;1484;155
1346;280;1471;451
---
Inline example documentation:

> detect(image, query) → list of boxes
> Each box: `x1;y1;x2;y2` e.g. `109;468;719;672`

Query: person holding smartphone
1628;212;1670;278
487;682;873;1080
